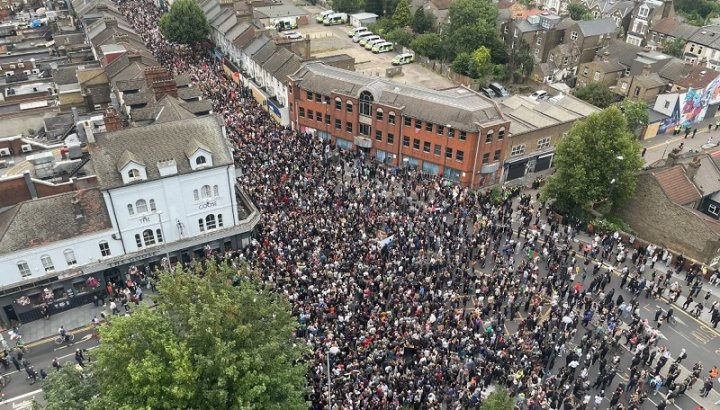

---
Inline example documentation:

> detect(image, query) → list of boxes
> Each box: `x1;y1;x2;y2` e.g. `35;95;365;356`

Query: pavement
641;115;720;166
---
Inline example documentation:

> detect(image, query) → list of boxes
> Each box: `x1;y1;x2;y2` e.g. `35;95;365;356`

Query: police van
353;31;374;43
348;26;369;37
391;53;415;64
323;13;347;26
359;35;380;47
372;41;393;53
316;10;334;23
365;38;386;50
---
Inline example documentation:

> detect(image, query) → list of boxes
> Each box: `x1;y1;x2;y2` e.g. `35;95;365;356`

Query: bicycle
54;333;74;345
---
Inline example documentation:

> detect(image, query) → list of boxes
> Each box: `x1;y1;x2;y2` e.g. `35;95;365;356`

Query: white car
284;31;302;40
530;90;548;100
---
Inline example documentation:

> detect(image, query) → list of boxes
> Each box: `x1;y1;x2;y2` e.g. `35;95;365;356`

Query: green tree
44;262;308;410
621;98;649;135
567;3;592;21
159;0;209;45
481;388;516;410
541;107;643;215
365;0;386;16
452;52;473;76
468;46;493;78
674;0;720;26
443;0;506;63
574;83;617;108
385;27;414;46
392;0;412;28
367;17;396;36
506;39;533;82
411;33;442;59
412;7;436;34
332;0;364;13
42;363;103;410
662;38;687;58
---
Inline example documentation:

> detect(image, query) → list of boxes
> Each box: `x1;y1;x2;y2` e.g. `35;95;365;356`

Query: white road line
2;389;42;402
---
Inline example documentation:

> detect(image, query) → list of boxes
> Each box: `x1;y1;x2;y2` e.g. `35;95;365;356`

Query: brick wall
0;176;30;207
616;173;720;263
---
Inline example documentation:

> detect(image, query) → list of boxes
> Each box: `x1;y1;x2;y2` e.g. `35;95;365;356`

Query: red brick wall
0;176;30;207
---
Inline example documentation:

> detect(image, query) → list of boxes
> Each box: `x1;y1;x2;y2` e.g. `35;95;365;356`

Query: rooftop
652;165;701;205
499;94;601;135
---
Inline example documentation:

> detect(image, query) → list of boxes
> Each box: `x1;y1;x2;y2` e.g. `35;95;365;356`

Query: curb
23;324;96;349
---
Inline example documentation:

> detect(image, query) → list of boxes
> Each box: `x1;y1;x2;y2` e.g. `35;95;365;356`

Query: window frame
41;255;54;272
64;249;77;266
99;241;111;257
17;261;30;277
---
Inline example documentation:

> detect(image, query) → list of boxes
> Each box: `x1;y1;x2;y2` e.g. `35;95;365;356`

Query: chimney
103;107;122;132
602;51;609;62
144;66;178;100
23;171;37;199
104;18;118;30
127;51;143;64
686;156;702;181
83;120;95;144
666;148;681;167
642;63;652;77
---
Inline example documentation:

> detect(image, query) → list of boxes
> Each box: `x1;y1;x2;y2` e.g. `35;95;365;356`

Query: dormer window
186;139;214;170
196;156;207;166
128;169;140;179
638;5;649;18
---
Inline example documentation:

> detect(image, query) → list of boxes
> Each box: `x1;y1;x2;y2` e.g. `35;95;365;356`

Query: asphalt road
0;327;98;409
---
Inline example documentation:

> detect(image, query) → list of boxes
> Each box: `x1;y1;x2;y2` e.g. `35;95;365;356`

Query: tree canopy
662;38;687;58
43;261;308;410
621;98;649;135
392;0;412;28
412;7;436;34
332;0;364;13
574;83;617;108
159;0;209;45
674;0;720;26
567;3;593;21
445;0;507;64
411;33;442;59
541;107;644;216
481;388;516;410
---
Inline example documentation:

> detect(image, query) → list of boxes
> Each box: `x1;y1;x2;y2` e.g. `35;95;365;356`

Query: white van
353;31;374;43
365;38;385;50
372;41;393;53
348;26;369;37
323;13;347;26
316;10;334;23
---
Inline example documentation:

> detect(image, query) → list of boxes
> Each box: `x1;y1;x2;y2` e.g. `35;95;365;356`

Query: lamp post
326;345;340;410
157;211;170;270
609;155;624;208
661;140;671;160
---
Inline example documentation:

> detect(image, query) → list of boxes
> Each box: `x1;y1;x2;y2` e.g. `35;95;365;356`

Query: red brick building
287;63;510;187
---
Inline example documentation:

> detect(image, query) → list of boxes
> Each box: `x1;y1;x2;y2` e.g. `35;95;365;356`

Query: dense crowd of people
115;1;719;408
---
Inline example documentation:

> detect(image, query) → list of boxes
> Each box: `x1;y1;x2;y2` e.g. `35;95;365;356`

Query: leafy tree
332;0;364;13
662;38;687;58
452;52;473;76
541;107;643;215
567;3;592;21
574;83;617;108
506;39;533;82
481;388;516;410
621;98;649;135
384;0;400;17
411;33;442;59
365;0;386;16
42;363;103;410
674;0;720;26
385;27;414;47
367;17;396;36
469;46;493;79
412;7;436;34
159;0;209;45
44;262;308;410
392;0;412;28
443;0;506;63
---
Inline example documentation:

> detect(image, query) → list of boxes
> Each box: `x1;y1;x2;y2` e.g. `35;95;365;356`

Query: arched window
64;249;77;266
498;127;506;140
17;261;30;277
201;185;212;198
388;111;396;125
128;169;140;179
193;189;199;201
213;185;219;197
143;229;155;246
156;229;163;243
217;214;224;227
376;108;384;121
198;218;205;232
346;101;353;113
149;199;156;211
41;255;54;272
127;204;134;215
135;234;142;248
99;241;111;256
485;129;494;143
334;97;342;110
206;214;216;230
196;156;207;166
359;91;373;116
136;199;148;213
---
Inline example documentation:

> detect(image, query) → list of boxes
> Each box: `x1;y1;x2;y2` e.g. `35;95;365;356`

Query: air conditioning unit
21;144;32;153
9;64;15;69
4;71;13;77
0;148;10;157
17;63;24;68
31;68;39;74
22;70;30;75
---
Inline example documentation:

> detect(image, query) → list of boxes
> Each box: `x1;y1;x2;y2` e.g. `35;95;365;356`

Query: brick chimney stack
103;107;122;132
144;66;178;100
686;156;702;181
642;63;652;77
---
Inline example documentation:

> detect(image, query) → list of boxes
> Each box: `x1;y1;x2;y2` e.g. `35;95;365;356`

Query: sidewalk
642;115;720;166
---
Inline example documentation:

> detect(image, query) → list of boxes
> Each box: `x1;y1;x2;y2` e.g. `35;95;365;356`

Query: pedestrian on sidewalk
685;128;691;139
693;128;698;138
51;357;61;371
75;349;85;368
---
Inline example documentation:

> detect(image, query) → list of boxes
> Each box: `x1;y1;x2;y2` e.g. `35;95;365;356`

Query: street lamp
326;345;340;409
157;211;171;270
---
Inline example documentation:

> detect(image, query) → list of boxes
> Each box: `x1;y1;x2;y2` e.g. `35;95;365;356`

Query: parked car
488;82;510;97
284;31;302;40
392;53;415;65
530;90;548;100
480;87;496;98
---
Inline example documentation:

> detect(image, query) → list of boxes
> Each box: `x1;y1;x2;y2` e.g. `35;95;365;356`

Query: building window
359;91;373;116
346;122;353;133
570;31;578;41
403;135;410;147
198;218;205;232
388;112;396;124
482;153;489;164
346;101;353;113
196;156;207;166
206;214;217;230
213;185;219;197
404;116;411;126
511;144;526;157
423;141;431;152
17;261;30;277
456;150;464;161
437;125;444;135
136;199;148;213
135;234;142;248
99;241;111;257
445;147;452;159
324;96;330;104
335;119;341;129
359;123;371;136
64;249;77;266
127;204;134;215
434;144;441;155
593;71;600;81
493;150;501;161
298;107;305;117
308;109;314;119
664;100;670;109
583;67;589;77
316;112;322;121
335;98;341;110
413;138;420;150
638;5;648;18
425;122;433;132
536;36;542;45
376;109;384;121
325;114;331;125
306;90;313;100
460;131;466;141
485;130;493;143
201;185;212;198
709;204;720;216
143;229;156;246
387;134;394;144
217;214;224;227
376;130;383;141
149;199;156;211
41;255;54;272
415;119;422;129
128;169;140;179
156;229;163;243
315;93;322;102
537;137;551;150
448;128;455;138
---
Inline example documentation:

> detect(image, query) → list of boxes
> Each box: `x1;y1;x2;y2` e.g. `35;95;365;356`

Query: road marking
11;400;33;409
2;389;41;403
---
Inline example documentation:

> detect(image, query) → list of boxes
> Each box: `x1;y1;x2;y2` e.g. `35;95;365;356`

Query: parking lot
295;6;456;90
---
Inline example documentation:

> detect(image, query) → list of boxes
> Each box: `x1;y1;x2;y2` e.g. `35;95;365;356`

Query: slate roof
274;54;303;83
687;25;720;49
252;41;277;65
52;67;78;86
115;78;145;92
262;47;294;75
661;61;720;89
174;74;191;88
123;92;153;106
652;165;701;205
90;115;231;189
177;87;203;101
576;18;617;37
602;39;644;67
244;35;270;56
181;100;213;114
154;95;197;123
290;63;504;132
0;189;112;254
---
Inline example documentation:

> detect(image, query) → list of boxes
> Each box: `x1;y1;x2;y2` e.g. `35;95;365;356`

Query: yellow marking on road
647;136;684;150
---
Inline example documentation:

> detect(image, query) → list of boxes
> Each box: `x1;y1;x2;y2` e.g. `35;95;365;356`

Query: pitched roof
687;25;720;49
181;100;213;114
154;95;197;123
602;39;644;67
576;18;617;37
0;189;112;254
90;115;232;189
652;165;701;205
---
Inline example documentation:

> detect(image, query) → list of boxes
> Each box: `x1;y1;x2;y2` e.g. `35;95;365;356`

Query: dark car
480;87;496;98
488;82;510;97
